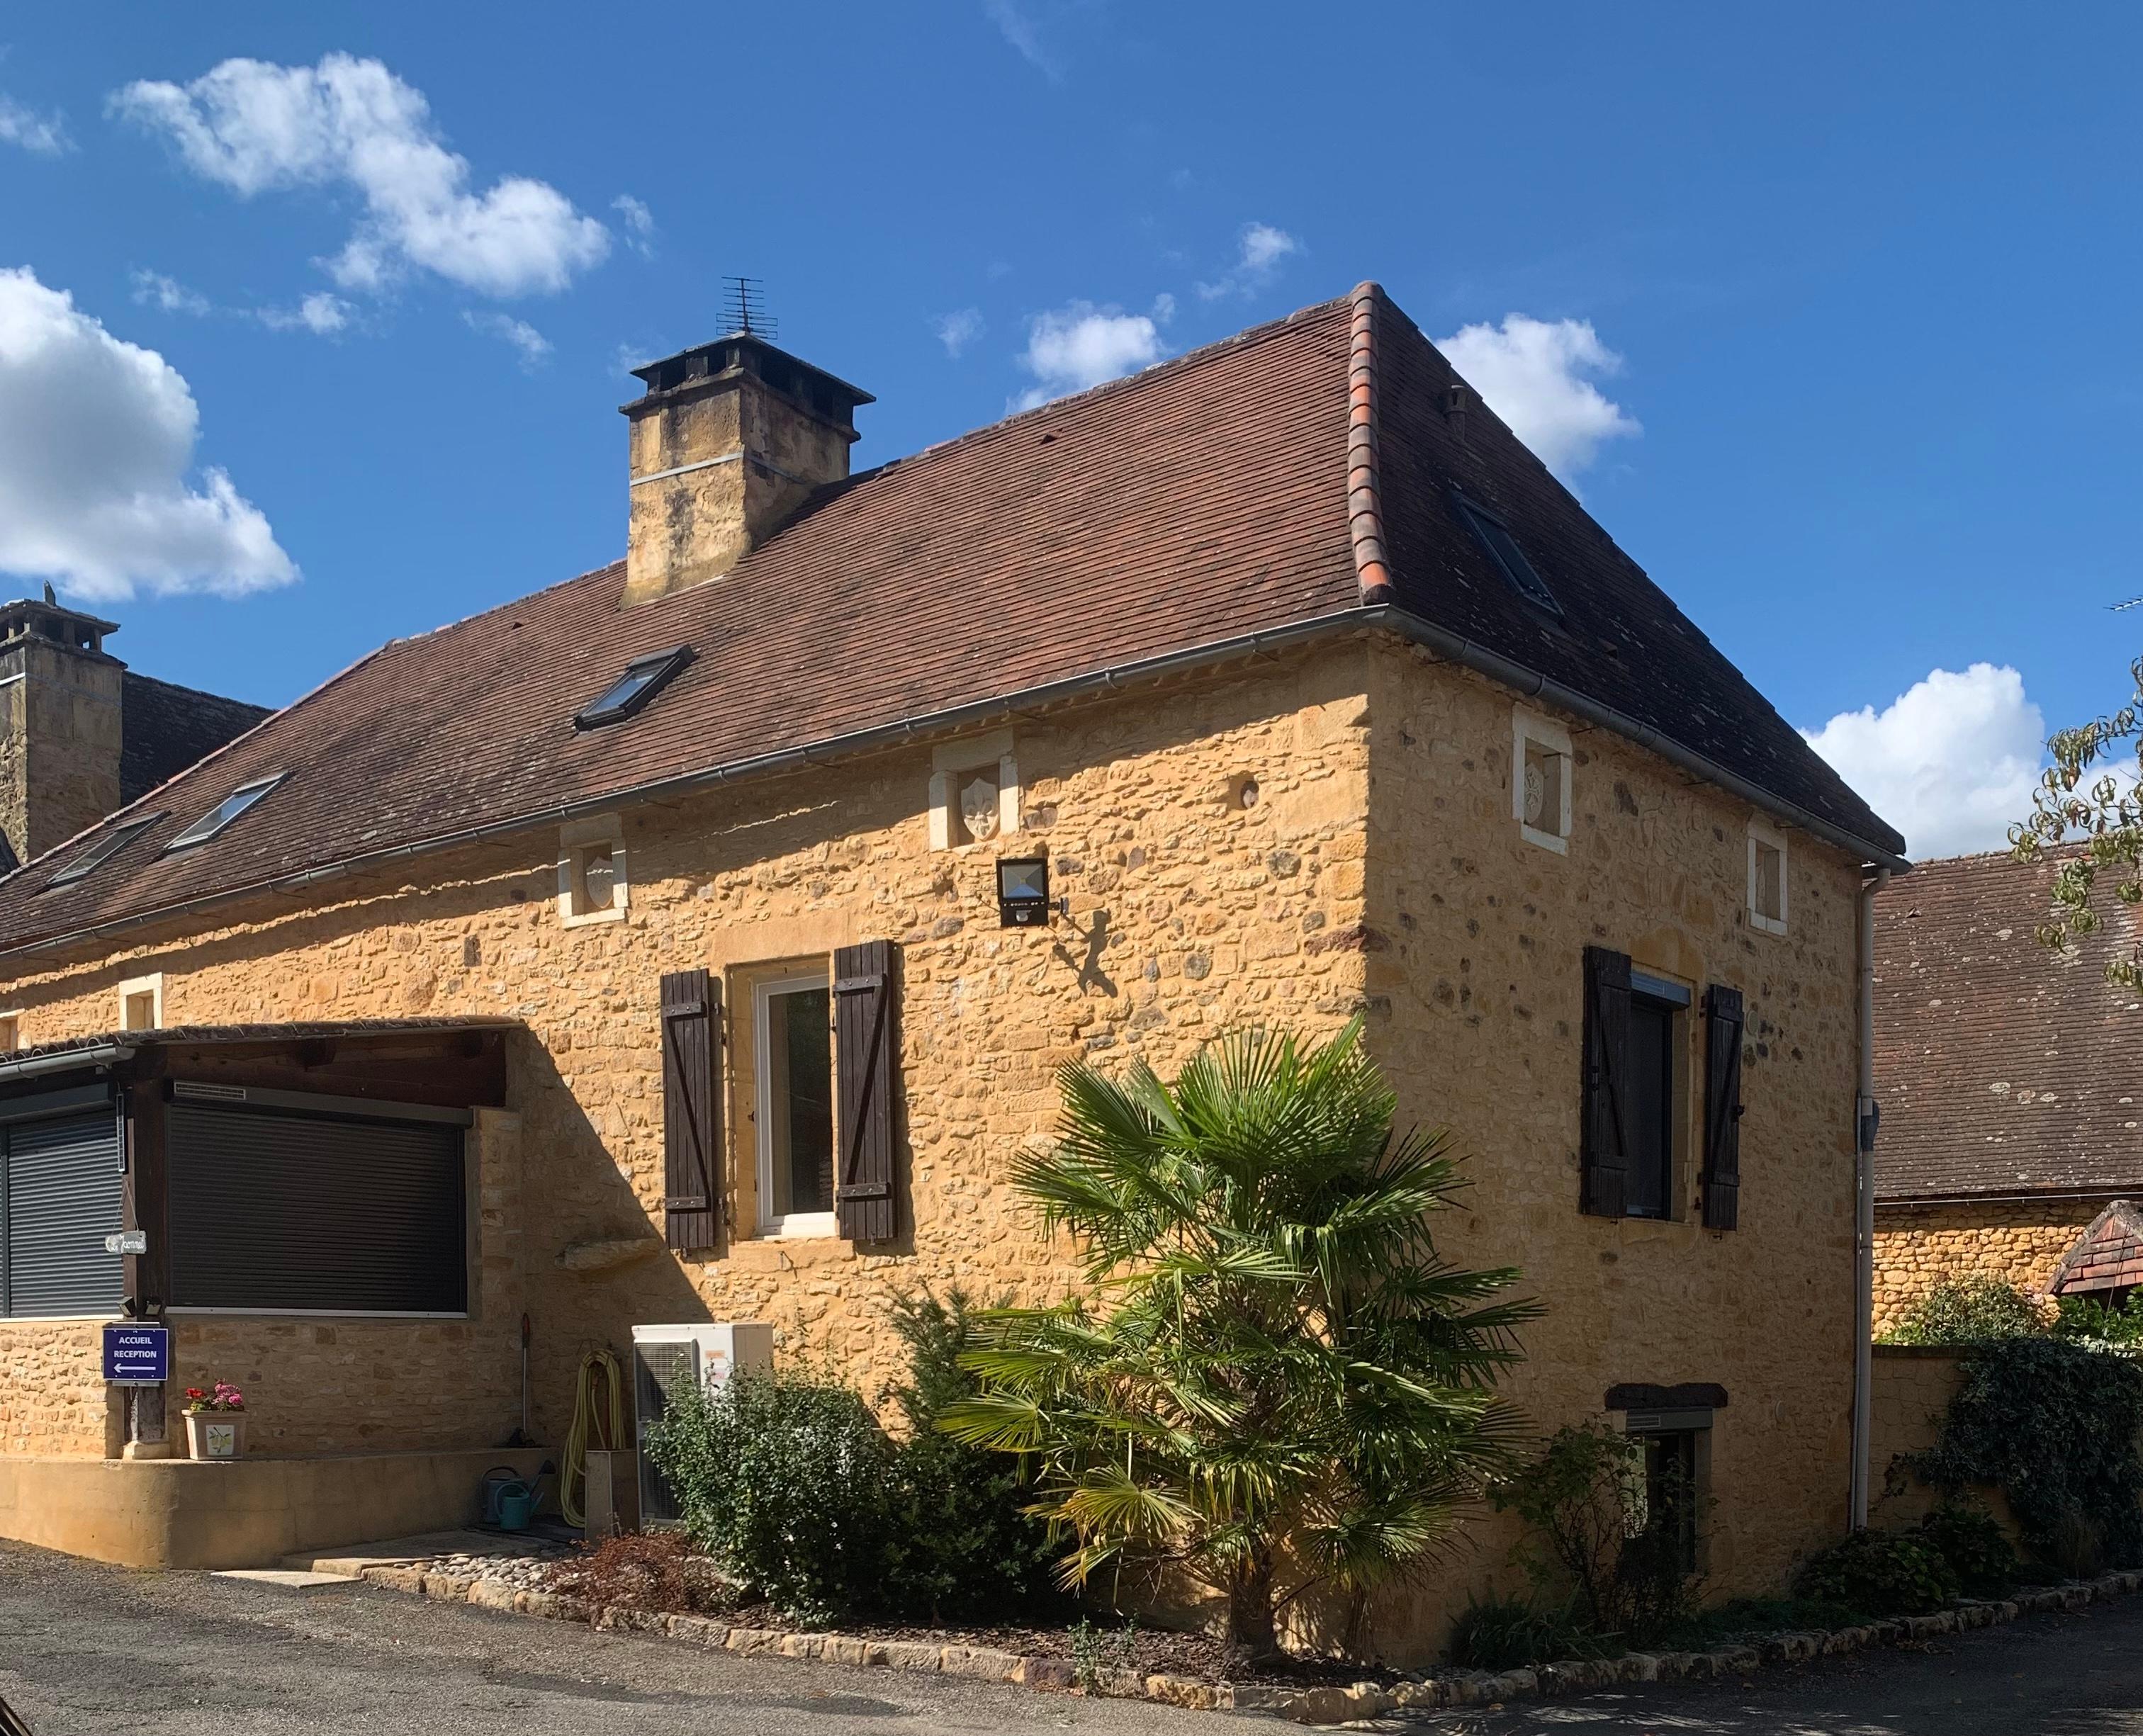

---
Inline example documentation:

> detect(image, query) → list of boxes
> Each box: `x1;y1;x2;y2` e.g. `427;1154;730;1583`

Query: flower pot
184;1411;247;1460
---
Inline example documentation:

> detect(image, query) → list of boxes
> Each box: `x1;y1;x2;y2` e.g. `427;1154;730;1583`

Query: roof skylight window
575;644;692;730
164;774;285;854
48;811;165;888
1454;495;1563;617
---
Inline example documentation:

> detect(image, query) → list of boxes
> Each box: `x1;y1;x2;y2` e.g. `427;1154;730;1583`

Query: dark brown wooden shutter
1702;983;1745;1231
660;969;722;1253
1580;945;1631;1219
833;939;899;1244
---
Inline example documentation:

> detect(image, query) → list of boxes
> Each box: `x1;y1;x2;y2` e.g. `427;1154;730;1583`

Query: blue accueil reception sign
103;1323;168;1386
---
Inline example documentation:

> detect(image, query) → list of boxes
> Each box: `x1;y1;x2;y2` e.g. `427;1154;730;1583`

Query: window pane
768;985;833;1218
1624;995;1675;1218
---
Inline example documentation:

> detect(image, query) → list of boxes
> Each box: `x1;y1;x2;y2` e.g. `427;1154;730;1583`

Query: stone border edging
351;1562;2143;1725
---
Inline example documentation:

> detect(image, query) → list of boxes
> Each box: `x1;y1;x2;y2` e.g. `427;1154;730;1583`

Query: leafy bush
1444;1590;1594;1670
643;1294;1068;1627
648;1368;895;1624
2054;1292;2143;1348
1491;1424;1703;1645
1881;1276;2044;1346
1916;1504;2017;1597
1795;1529;1959;1616
1912;1335;2143;1572
879;1290;1066;1622
943;1019;1537;1655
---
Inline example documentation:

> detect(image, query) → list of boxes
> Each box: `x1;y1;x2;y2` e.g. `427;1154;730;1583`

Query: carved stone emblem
960;774;1001;842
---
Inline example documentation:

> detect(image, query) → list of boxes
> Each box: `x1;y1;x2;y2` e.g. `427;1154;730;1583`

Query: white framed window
1747;818;1789;936
928;729;1020;850
754;969;837;1238
118;973;164;1032
1512;707;1573;853
0;1010;21;1052
558;815;628;927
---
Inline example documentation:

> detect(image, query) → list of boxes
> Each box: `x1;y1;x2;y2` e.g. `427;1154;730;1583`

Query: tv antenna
722;277;777;341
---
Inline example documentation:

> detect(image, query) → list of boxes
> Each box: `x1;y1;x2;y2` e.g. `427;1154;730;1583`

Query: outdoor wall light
996;855;1058;928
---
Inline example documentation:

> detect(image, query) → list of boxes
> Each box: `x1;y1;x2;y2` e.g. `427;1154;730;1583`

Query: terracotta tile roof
0;286;1900;957
2047;1200;2143;1295
1874;851;2143;1200
119;671;273;806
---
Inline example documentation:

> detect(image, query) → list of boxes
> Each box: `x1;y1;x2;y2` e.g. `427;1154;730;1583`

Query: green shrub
1916;1504;2017;1596
646;1367;896;1625
2054;1292;2143;1348
1881;1276;2044;1346
1795;1529;1959;1616
1444;1590;1594;1670
643;1295;1069;1627
1491;1423;1703;1646
879;1290;1066;1622
1913;1336;2143;1572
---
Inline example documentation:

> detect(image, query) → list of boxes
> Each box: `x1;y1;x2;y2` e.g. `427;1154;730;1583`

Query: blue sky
2;3;2139;857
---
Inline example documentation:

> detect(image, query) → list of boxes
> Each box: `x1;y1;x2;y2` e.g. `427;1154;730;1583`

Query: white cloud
612;195;656;259
0;93;69;155
1013;300;1166;410
1436;314;1641;480
0;267;294;601
1196;220;1302;300
113;53;611;298
1801;664;2047;860
463;310;551;368
131;270;212;317
984;0;1064;79
259;291;352;336
935;307;985;359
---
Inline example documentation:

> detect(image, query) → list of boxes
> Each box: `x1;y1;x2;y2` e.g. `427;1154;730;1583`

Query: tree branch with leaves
2010;653;2143;986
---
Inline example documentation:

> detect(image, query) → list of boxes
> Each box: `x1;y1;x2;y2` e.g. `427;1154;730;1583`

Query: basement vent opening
575;644;692;730
163;774;286;854
1453;494;1563;618
47;811;166;889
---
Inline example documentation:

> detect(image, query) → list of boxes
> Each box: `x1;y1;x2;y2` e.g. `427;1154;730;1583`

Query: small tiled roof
1874;851;2143;1201
2047;1200;2143;1296
0;286;1901;957
120;671;273;805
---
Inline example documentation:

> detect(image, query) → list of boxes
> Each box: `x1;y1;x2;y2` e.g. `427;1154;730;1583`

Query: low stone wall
1873;1199;2108;1336
0;1445;549;1569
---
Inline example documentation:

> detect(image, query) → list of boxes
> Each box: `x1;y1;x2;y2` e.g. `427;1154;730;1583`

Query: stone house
1873;850;2143;1331
0;285;1906;1653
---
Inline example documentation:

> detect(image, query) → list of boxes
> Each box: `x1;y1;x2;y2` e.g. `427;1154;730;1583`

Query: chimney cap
0;595;120;653
627;331;874;422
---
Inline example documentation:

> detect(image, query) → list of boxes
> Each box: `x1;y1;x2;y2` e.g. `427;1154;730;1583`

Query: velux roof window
575;645;692;731
164;774;285;854
1454;495;1563;617
48;811;164;889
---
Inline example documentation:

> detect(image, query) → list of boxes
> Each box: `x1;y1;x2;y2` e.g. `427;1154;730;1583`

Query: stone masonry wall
1359;640;1866;1650
0;646;1371;1467
0;1321;118;1457
1872;1198;2109;1335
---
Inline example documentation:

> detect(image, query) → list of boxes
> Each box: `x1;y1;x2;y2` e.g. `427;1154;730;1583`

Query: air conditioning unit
631;1321;775;1527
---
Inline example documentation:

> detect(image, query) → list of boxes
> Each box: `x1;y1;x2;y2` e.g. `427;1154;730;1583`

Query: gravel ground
4;1538;2142;1735
0;1540;1249;1735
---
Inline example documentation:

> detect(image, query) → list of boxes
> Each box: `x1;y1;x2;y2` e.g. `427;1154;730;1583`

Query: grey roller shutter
3;1110;123;1318
167;1103;466;1313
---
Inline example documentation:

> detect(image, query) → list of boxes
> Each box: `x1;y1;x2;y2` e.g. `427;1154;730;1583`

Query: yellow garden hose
559;1348;626;1529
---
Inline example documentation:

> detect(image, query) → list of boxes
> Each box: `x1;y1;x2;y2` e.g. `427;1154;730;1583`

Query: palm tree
940;1018;1539;1656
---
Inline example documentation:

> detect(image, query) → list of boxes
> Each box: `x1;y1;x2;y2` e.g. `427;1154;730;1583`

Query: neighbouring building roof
0;286;1903;957
2047;1200;2143;1296
119;671;274;806
1874;850;2143;1202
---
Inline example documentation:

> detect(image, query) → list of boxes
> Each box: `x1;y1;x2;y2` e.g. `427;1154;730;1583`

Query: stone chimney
621;333;873;607
0;597;123;866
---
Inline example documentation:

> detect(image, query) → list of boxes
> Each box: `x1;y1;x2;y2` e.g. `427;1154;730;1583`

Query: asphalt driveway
1;1538;2140;1735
